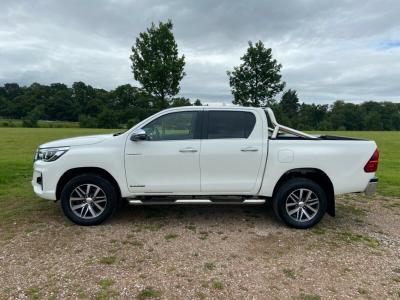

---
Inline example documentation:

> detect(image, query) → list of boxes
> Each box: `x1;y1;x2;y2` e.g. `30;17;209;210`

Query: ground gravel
0;195;399;299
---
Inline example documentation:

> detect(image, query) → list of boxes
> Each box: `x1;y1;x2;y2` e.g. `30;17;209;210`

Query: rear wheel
60;174;118;225
273;178;327;229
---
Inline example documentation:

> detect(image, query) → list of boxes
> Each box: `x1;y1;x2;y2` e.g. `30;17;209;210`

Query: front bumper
364;177;378;196
32;162;59;200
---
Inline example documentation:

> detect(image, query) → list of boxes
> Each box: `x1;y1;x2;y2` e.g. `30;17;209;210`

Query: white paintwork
32;106;378;203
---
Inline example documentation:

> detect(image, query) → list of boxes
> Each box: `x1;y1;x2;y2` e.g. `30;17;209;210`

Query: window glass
142;112;197;141
207;111;256;139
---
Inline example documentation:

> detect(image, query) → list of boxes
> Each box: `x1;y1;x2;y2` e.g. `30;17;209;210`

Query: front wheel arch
56;167;121;201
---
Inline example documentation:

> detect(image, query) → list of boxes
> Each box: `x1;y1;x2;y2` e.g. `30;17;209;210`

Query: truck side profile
32;106;379;228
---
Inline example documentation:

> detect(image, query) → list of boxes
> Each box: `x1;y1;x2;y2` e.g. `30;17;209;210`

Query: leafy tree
22;108;41;127
194;99;202;106
79;115;98;128
171;97;191;107
227;41;285;107
280;89;299;119
126;117;140;129
72;82;96;115
96;109;119;129
1;81;399;131
130;20;185;108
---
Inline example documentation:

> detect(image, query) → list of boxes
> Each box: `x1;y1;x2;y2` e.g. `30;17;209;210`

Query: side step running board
128;199;265;205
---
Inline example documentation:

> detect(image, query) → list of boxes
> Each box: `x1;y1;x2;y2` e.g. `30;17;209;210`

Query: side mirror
130;129;147;141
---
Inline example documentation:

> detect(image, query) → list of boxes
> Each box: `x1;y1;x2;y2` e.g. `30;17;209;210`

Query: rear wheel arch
56;167;122;201
272;168;335;217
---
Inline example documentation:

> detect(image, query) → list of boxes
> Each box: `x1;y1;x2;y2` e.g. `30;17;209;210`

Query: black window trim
202;110;256;140
139;110;203;141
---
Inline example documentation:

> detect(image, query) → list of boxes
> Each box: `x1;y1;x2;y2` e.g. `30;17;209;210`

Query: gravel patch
0;195;399;299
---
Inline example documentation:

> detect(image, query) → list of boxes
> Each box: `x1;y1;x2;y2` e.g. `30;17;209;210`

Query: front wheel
273;178;327;229
60;174;118;226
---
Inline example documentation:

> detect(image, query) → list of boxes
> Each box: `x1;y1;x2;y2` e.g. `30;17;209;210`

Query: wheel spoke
87;204;96;217
72;203;86;211
86;184;91;196
93;201;105;212
286;202;297;208
76;187;86;198
70;197;85;201
80;204;87;217
288;207;300;216
93;187;101;198
299;208;304;220
93;198;107;203
83;205;89;217
288;194;299;203
305;205;318;213
306;199;319;206
305;190;312;202
302;208;311;220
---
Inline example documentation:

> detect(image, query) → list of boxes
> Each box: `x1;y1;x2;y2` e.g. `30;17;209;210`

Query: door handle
179;147;198;153
241;147;259;152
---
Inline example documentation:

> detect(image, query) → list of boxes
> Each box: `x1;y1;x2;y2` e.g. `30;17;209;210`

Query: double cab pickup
32;106;379;228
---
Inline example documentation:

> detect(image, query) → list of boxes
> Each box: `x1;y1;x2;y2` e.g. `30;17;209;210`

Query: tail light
364;148;379;173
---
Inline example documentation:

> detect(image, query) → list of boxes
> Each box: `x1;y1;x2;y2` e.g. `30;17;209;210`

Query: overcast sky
1;0;399;104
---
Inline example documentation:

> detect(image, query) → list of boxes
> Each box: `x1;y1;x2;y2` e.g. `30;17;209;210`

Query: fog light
36;173;43;190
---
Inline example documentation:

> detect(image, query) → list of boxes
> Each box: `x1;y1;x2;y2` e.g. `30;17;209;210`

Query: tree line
0;20;399;130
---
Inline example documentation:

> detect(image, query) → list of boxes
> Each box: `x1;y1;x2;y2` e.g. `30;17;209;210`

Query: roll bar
264;108;317;139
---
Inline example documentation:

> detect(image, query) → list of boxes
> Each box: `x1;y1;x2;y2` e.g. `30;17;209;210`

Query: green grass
0;129;398;235
100;256;117;265
164;233;178;240
0;128;115;234
137;287;161;299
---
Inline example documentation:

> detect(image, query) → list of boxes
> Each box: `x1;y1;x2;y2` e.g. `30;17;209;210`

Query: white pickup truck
32;106;379;228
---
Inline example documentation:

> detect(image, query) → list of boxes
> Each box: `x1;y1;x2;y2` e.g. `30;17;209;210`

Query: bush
22;111;39;128
79;115;98;128
97;110;119;129
126;118;140;129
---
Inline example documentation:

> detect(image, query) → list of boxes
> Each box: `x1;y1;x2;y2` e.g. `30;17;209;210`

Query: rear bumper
364;177;378;196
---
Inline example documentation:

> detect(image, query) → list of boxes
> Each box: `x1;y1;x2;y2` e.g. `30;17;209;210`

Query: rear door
200;109;264;194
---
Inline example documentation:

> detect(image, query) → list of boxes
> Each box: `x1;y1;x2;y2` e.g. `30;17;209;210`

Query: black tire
60;173;118;226
272;178;327;229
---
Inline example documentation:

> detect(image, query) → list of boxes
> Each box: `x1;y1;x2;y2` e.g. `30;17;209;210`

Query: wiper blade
113;131;125;136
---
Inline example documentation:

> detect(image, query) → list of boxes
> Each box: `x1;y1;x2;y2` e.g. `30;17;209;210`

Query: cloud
0;0;399;103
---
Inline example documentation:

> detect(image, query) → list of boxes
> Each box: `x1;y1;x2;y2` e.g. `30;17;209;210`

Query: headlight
34;147;70;162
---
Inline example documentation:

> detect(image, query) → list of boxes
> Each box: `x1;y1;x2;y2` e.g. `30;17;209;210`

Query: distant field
0;118;80;128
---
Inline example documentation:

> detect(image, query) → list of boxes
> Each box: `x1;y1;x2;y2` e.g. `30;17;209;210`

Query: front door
125;110;201;194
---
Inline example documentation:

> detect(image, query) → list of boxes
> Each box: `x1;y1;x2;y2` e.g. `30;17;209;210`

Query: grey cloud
0;0;399;103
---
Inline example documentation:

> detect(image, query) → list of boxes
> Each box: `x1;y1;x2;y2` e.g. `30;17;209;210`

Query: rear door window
207;111;256;139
